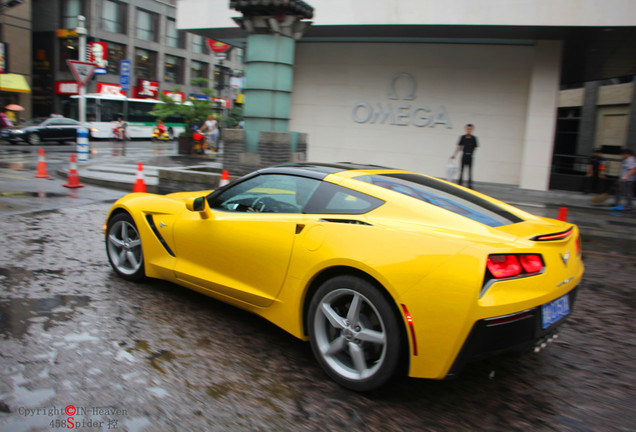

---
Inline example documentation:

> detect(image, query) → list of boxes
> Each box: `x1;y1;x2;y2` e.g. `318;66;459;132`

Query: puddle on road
0;295;91;339
583;235;636;256
128;339;179;374
0;191;68;199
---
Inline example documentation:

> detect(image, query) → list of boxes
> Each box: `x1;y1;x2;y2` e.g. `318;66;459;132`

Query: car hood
2;125;31;131
164;190;213;201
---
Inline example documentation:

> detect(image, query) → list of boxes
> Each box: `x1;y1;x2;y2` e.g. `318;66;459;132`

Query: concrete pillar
231;2;313;152
626;76;636;152
577;81;600;156
243;33;296;152
519;40;562;191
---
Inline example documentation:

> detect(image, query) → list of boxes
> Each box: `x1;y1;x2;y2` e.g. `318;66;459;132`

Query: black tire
105;212;145;281
27;133;40;146
308;275;405;392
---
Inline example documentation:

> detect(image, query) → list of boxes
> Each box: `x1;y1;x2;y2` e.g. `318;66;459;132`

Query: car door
59;119;80;141
172;174;321;307
41;119;61;141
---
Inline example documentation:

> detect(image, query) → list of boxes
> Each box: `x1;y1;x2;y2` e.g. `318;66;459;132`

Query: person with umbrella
4;104;24;124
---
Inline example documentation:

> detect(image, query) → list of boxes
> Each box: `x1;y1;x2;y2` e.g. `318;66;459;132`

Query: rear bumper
446;286;578;378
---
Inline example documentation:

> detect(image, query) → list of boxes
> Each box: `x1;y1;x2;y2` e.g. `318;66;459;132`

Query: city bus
65;94;186;139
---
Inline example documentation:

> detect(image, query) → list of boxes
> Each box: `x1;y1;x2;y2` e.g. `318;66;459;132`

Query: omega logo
352;72;453;128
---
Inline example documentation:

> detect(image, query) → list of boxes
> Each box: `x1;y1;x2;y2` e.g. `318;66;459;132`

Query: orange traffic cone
34;148;50;178
133;162;147;193
63;154;85;188
219;170;230;187
556;207;568;222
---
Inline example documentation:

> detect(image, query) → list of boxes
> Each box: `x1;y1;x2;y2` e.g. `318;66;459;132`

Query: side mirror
185;197;213;219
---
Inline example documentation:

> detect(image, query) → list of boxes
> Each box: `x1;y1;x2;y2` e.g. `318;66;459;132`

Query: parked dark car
0;117;90;145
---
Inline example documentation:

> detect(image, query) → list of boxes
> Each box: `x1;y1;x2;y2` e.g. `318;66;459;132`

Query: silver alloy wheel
27;133;40;145
107;219;143;276
313;288;387;381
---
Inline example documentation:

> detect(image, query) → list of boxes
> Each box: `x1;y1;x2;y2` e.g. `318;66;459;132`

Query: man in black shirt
583;148;606;194
451;123;478;188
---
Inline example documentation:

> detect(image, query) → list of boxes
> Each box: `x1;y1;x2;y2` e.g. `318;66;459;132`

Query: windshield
355;173;523;227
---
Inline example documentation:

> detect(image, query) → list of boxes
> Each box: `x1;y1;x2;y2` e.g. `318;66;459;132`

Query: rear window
355;173;523;227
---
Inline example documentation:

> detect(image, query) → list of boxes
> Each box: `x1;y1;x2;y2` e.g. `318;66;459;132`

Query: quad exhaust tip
534;332;559;353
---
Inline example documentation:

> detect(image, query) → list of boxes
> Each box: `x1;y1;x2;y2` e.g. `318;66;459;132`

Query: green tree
226;104;244;129
150;78;217;136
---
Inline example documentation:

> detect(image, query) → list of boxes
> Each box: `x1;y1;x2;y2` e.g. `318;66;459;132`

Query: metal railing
551;153;622;178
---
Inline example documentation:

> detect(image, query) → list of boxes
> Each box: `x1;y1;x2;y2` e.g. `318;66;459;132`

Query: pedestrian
114;117;127;140
199;114;219;150
4;109;16;124
451;123;478;188
611;148;636;211
583;148;606;194
0;112;12;129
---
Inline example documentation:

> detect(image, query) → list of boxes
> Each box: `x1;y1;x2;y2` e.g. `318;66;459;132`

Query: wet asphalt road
0;202;635;432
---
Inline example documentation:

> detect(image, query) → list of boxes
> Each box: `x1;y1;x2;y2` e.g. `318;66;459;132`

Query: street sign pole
120;60;131;122
75;15;89;162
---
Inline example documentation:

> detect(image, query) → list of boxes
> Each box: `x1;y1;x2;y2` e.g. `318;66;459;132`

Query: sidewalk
68;147;636;256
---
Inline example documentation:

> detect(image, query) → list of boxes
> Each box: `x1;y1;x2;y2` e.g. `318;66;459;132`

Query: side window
210;174;321;214
304;182;384;215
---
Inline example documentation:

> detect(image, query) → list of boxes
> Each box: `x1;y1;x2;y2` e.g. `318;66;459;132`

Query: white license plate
541;294;570;329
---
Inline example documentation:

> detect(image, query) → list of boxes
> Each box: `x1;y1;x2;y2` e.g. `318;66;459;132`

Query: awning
0;74;31;93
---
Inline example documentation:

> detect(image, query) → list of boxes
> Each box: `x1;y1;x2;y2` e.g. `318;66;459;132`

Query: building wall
1;0;32;117
558;81;634;152
31;0;243;116
177;0;636;31
289;41;560;188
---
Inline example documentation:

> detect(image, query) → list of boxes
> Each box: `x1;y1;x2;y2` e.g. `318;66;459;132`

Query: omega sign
352;73;452;128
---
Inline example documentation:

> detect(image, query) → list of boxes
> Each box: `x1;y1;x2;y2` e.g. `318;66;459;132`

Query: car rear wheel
308;275;405;392
106;213;145;281
27;133;41;146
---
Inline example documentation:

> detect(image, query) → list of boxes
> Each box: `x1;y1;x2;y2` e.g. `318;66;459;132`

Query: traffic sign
66;60;97;87
120;60;131;91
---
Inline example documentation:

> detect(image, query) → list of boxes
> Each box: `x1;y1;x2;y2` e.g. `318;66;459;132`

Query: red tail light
487;254;544;279
487;255;522;278
519;254;544;273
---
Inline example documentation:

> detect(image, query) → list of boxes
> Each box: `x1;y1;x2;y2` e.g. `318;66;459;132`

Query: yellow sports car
105;163;583;391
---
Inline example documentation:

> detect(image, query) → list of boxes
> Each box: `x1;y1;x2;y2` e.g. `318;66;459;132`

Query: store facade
177;0;636;190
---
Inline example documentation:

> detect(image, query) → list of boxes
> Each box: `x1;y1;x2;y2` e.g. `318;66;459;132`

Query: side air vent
319;218;372;226
146;215;176;257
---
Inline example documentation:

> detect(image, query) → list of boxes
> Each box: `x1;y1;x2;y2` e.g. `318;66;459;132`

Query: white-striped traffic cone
219;170;230;187
34;148;50;178
63;154;85;188
133;162;147;193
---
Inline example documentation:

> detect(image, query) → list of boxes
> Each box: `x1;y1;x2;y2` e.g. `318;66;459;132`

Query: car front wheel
27;133;41;146
308;275;405;392
106;213;145;281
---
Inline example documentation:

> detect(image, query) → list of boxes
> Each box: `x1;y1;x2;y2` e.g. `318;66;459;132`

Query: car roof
260;162;398;180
